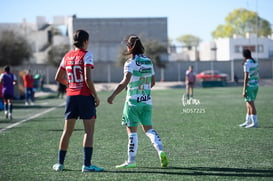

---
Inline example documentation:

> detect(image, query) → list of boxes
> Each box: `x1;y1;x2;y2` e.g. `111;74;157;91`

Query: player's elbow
55;74;63;83
55;75;60;82
151;81;155;88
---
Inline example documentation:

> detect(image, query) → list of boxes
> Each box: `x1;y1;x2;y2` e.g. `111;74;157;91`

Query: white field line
0;102;65;134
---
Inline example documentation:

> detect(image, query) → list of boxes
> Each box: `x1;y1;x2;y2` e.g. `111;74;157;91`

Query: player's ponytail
243;49;256;63
73;30;89;48
126;35;144;57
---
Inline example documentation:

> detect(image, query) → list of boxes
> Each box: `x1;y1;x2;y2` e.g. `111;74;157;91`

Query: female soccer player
0;65;17;120
23;69;34;105
240;49;259;128
107;35;168;168
53;29;104;172
185;65;196;99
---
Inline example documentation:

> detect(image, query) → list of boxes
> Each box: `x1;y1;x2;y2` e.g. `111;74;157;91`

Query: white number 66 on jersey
66;65;84;83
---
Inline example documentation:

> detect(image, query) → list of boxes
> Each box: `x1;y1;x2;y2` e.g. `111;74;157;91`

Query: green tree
51;27;63;36
47;44;70;67
0;31;32;66
117;40;167;68
212;8;272;38
176;34;201;49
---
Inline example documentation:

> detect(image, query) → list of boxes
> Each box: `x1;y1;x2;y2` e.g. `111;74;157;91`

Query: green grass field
0;86;273;180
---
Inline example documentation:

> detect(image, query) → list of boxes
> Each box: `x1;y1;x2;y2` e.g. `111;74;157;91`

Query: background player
185;65;196;99
0;65;17;120
240;49;259;128
23;69;34;105
107;35;168;168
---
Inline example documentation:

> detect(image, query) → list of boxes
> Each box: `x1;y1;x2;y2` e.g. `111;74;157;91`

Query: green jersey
124;54;155;106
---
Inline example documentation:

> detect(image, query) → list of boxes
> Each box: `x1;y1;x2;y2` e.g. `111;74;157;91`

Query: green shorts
122;102;152;127
245;86;258;102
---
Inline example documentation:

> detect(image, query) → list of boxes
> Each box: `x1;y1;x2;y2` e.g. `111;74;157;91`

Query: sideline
0;102;65;134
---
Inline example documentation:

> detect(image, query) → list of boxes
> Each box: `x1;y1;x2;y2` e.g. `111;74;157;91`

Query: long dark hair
243;49;256;63
73;30;89;48
4;65;10;73
126;35;144;58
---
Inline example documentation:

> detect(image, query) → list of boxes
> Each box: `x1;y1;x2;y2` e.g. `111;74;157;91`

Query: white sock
245;114;250;124
250;115;258;125
145;129;163;153
240;114;251;127
127;133;138;163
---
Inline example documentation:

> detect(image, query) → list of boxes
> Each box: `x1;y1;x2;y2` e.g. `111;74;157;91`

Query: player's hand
94;96;100;107
107;95;115;104
242;92;246;98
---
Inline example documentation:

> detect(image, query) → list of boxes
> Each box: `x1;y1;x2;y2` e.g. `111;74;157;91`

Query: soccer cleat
245;123;258;128
53;163;64;171
159;151;168;167
82;165;104;172
115;161;137;168
239;122;249;127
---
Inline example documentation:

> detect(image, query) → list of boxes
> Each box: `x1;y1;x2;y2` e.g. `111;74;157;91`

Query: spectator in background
57;82;66;99
234;74;239;85
23;69;34;105
40;75;45;91
185;65;196;99
0;83;3;110
0;65;17;120
32;73;41;101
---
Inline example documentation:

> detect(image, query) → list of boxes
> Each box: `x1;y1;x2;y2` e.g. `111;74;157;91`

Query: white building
199;35;273;61
0;16;168;63
0;16;70;64
168;45;199;61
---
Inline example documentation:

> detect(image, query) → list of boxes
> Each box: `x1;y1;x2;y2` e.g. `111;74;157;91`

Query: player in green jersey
107;35;168;168
240;49;259;128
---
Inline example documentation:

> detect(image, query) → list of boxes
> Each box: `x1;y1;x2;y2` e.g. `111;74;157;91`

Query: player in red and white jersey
53;29;103;172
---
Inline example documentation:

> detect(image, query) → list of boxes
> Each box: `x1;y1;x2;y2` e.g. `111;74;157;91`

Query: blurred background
0;0;272;97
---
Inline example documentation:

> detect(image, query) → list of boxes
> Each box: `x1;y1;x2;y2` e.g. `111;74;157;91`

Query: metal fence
92;59;273;82
13;59;273;84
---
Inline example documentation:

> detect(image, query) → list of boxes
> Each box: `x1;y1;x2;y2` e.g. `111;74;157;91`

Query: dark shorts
3;92;13;100
65;95;96;120
186;82;194;87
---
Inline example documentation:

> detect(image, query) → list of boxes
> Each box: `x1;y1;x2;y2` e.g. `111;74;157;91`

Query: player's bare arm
107;72;132;104
151;75;155;88
85;66;100;107
242;72;248;97
55;67;69;86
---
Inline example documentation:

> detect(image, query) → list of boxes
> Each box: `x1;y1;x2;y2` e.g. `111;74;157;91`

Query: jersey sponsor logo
65;54;86;64
136;60;141;66
139;67;152;74
135;56;151;66
137;94;151;103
